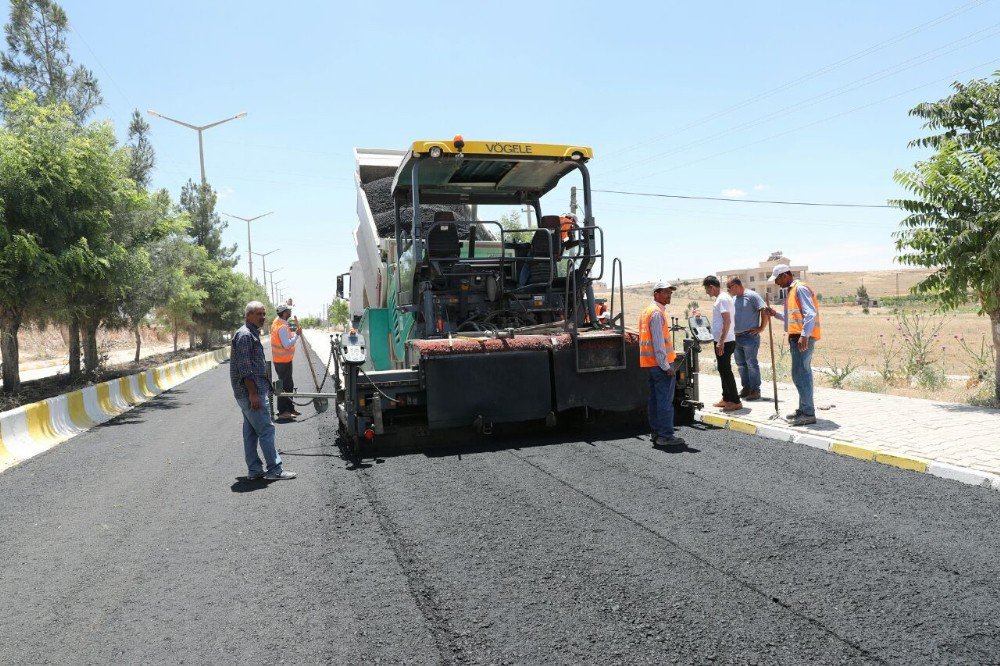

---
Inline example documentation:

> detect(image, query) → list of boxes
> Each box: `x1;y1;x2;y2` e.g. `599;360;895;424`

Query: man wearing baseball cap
765;265;822;426
271;303;301;420
637;280;685;448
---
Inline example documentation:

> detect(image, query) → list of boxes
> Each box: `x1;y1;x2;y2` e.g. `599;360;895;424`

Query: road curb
0;348;230;474
693;410;1000;492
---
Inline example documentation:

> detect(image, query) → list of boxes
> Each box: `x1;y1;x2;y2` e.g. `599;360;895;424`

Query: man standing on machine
271;303;301;420
638;281;685;448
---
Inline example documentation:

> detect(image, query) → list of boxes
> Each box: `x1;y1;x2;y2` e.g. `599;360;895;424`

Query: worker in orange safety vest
765;264;822;426
638;281;685;448
271;303;300;420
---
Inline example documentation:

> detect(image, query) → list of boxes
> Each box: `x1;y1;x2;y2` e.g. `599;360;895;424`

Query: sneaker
785;410;802;420
722;402;743;411
713;400;727;408
788;414;817;426
656;436;686;448
291;409;303;416
650;433;659;445
276;412;297;420
739;387;751;399
247;471;266;481
264;470;297;481
747;391;761;401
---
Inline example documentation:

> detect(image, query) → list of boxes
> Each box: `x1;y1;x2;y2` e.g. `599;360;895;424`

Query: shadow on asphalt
230;477;271;493
98;392;185;427
280;444;339;458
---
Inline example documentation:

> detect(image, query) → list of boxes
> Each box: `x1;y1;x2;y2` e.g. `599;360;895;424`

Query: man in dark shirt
231;301;296;481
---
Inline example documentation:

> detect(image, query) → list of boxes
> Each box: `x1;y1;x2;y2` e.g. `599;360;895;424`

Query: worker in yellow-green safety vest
638;280;685;449
270;303;300;420
766;264;822;426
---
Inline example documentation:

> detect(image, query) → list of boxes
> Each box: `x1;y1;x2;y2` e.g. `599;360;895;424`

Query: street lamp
266;268;283;304
271;278;286;307
146;109;247;184
252;249;279;292
223;211;274;282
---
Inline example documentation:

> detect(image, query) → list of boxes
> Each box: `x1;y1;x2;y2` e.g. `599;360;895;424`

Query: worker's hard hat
653;280;677;292
276;304;292;314
767;264;791;283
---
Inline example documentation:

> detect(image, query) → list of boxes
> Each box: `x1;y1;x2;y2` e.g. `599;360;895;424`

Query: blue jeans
647;367;676;438
236;395;283;476
734;333;762;393
789;337;816;417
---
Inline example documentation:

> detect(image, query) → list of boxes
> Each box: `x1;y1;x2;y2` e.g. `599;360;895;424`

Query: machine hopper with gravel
326;137;704;455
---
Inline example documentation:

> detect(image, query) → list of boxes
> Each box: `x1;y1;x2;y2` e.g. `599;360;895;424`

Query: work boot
739;387;751;399
785;410;801;420
722;402;743;411
788;414;817;426
747;391;762;401
650;433;659;445
655;435;686;449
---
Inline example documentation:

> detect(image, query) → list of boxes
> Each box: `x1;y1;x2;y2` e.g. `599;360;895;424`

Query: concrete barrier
0;347;230;474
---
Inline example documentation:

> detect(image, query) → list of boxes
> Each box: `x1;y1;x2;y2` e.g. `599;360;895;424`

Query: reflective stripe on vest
786;281;822;340
270;317;295;363
638;303;676;368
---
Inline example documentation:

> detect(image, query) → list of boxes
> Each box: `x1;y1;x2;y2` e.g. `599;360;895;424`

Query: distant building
718;251;808;303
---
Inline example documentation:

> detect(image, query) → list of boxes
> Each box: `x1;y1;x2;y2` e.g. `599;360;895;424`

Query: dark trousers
274;361;295;414
716;340;739;403
647;367;677;438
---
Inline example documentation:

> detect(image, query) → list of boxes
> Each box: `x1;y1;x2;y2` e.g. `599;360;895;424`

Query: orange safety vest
638;303;676;368
558;216;574;242
270;317;296;363
786;280;822;340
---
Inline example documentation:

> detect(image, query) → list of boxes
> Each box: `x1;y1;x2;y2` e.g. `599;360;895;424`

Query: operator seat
427;212;461;261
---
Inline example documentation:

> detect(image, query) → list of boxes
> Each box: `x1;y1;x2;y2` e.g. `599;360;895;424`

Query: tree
329;300;350;329
0;0;102;123
892;72;1000;403
126;109;155;188
156;242;208;353
0;91;120;390
179;179;236;266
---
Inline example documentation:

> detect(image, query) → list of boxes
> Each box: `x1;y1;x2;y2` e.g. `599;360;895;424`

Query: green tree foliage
0;0;101;123
126;109;155;188
892;72;1000;402
328;299;350;328
0;90;124;389
179;179;236;267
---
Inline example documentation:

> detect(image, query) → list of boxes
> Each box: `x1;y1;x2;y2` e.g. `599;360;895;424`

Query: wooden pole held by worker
765;294;780;417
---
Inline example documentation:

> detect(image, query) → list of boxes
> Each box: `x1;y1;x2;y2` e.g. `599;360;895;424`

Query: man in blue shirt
231;301;296;481
725;277;770;401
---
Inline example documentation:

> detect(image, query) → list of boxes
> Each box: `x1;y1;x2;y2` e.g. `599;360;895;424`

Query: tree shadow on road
97;391;186;427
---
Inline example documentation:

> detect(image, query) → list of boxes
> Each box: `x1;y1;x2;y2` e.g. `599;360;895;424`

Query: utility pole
223;212;274;282
272;279;285;306
570;186;578;215
252;249;279;293
146;110;247;184
266;268;283;304
522;204;533;228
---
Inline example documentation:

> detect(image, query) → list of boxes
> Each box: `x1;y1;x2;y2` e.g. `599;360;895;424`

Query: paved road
1;346;998;664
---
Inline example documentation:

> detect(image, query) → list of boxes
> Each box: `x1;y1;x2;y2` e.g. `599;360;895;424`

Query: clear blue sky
59;0;1000;314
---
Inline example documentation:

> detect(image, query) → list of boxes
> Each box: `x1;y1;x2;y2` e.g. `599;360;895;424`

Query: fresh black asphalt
0;345;998;664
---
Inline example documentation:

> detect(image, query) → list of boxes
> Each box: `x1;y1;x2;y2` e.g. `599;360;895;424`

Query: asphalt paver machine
328;137;704;454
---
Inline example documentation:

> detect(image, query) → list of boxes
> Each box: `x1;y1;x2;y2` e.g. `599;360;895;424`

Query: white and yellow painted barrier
0;348;230;474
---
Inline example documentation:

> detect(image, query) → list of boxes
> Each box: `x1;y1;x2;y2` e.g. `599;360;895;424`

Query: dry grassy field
596;269;997;405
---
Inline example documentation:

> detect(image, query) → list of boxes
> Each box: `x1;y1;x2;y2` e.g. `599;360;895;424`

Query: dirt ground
15;324;187;367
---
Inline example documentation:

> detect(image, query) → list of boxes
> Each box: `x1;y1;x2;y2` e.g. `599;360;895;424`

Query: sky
53;0;1000;315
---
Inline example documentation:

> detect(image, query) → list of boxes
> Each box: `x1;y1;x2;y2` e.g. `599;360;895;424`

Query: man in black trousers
703;275;741;411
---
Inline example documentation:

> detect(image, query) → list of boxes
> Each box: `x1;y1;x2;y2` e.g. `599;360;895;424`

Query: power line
622;56;1000;184
602;0;990;161
593;189;894;208
603;22;1000;178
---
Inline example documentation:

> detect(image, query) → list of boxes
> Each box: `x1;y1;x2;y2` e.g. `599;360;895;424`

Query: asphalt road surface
1;345;998;665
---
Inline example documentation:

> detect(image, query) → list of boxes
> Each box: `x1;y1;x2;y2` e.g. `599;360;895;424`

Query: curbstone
754;424;794;442
727;419;758;435
793;432;833;452
874;452;928;473
927;461;996;488
0;347;230;475
830;441;874;460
